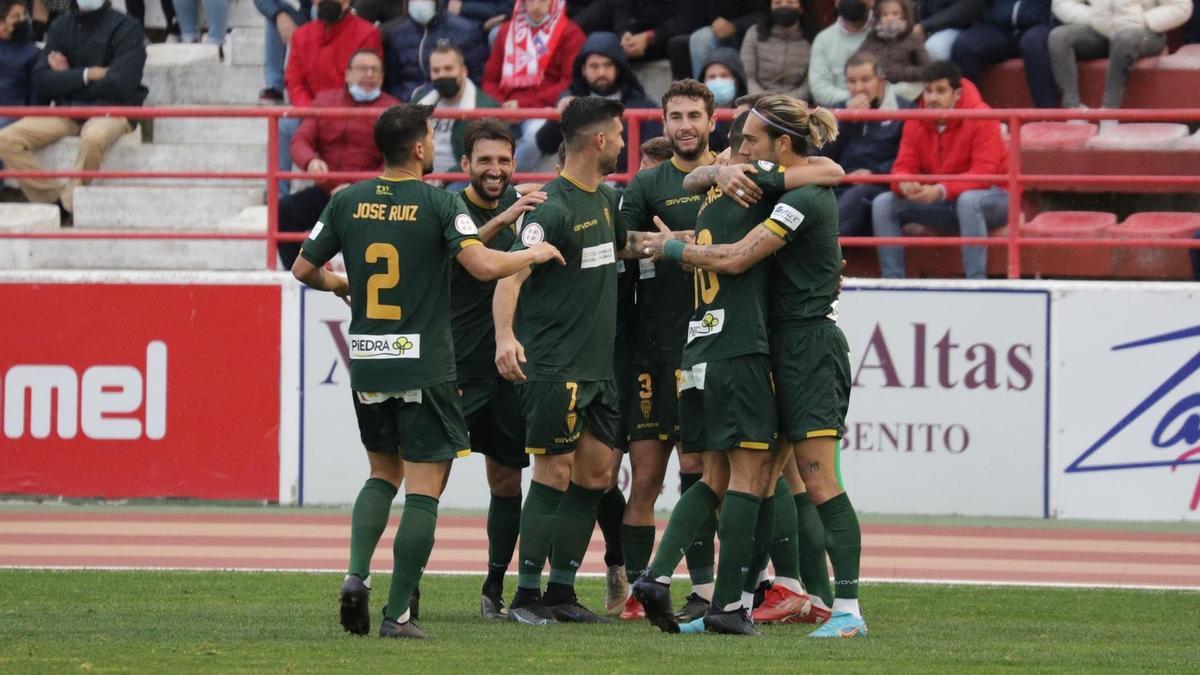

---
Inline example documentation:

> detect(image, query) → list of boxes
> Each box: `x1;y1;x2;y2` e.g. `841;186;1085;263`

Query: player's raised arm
456;238;564;281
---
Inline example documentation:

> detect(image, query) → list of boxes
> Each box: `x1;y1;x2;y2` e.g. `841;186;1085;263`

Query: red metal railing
1;105;1198;276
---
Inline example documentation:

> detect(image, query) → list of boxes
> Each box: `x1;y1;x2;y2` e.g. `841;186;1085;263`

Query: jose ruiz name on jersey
351;202;422;222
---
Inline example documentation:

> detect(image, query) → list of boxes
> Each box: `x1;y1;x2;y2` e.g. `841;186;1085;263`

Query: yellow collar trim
560;172;597;193
377;175;419;182
669;151;718;173
463;185;497;209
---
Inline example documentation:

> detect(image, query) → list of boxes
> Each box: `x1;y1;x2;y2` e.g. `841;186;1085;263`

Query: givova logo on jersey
349;333;422;359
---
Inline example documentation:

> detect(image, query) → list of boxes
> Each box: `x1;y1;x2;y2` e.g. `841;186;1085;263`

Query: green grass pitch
1;570;1196;673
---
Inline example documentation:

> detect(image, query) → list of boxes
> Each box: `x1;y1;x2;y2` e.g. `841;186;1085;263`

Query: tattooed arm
678;225;785;275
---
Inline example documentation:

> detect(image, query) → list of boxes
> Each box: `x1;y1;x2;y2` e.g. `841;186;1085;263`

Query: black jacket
915;0;986;33
33;3;147;107
613;0;705;44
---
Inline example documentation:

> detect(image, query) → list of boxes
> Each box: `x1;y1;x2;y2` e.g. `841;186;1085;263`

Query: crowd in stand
0;0;1197;277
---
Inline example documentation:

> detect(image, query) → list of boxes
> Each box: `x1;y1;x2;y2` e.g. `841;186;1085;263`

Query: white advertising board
836;285;1050;517
1051;284;1200;521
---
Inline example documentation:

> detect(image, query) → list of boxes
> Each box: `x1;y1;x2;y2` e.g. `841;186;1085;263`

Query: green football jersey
680;161;787;369
619;157;710;364
509;174;625;381
762;185;842;327
614;186;636;366
450;185;520;380
301;176;480;392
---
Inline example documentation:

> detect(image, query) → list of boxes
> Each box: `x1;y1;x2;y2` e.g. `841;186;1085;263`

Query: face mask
837;0;868;23
10;17;32;41
348;84;381;102
875;19;906;39
316;0;342;24
771;8;801;27
432;76;461;98
76;0;105;12
706;78;736;106
408;0;436;25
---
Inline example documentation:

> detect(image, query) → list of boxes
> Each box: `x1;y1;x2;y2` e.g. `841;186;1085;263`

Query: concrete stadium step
0;203;61;228
72;185;264;230
146;42;222;67
29;139;266;186
0;235;266;270
150;116;268;145
228;26;266;67
144;64;264;105
112;0;263;31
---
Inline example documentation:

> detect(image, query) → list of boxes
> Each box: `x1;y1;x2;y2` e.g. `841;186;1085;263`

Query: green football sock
769;477;801;583
741;490;776;594
597;487;626;567
712;491;760;609
516;481;564;591
817;492;861;601
347;477;397;579
621;523;656;580
548;482;605;587
384;493;438;619
649;480;719;580
485;493;522;589
795;492;834;606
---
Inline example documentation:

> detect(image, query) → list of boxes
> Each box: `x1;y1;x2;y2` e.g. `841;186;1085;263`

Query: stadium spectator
674;2;759;79
638;136;673;170
124;0;180;42
1188;0;1200;41
700;47;748;152
871;61;1008;279
450;0;511;43
277;50;398;267
739;0;813;102
823;51;911;235
565;0;612;33
252;0;309;104
950;0;1056;108
281;0;381;192
0;0;38;129
353;0;404;25
1048;0;1193;117
531;32;662;173
411;42;500;183
912;0;985;60
809;0;875;105
612;0;706;64
383;0;487;103
859;0;930;101
482;0;584;171
30;0;70;41
172;0;227;47
0;0;145;219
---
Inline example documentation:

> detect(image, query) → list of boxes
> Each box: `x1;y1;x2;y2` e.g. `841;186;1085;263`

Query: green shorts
351;381;470;462
679;354;777;454
770;322;851;442
613;353;633;452
459;377;527;470
627;360;682;443
517;378;621;455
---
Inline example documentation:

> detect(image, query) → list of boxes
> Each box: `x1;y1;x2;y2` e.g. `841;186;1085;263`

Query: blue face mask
348;84;381;102
706;78;736;106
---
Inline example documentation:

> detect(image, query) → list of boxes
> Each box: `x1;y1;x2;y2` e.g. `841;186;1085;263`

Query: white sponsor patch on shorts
349;333;421;359
680;363;707;391
638;257;656;279
580;242;616;269
454;213;478;236
309;221;324;239
521;223;544;246
355;389;423;405
770;203;805;231
686;308;725;343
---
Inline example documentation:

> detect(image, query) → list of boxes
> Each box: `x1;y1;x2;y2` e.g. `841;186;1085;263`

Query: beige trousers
0;116;132;213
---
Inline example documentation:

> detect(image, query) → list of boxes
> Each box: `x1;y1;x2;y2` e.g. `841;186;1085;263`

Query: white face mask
408;0;436;25
76;0;106;11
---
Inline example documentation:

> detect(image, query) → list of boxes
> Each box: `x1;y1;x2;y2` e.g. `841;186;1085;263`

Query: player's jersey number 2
365;242;401;320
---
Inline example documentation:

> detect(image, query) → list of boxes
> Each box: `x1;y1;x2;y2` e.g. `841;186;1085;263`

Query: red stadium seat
1019;211;1117;277
1108;212;1200;278
1020;122;1097;149
1086;123;1189;149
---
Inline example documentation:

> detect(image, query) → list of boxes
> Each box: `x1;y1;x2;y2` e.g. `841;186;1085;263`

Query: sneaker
547;598;610;624
674;593;710;622
410;586;420;621
258;88;284;105
605;565;628;615
338;575;370;636
752;579;772;609
508;595;556;626
619;595;646;621
752;585;829;624
703;606;762;636
631;573;678;634
481;585;507;620
808;610;868;638
379;615;427;639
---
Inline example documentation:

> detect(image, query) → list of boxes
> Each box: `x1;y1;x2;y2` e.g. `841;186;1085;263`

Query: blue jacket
822;86;912;175
383;10;487;103
0;39;39;106
983;0;1052;30
459;0;510;22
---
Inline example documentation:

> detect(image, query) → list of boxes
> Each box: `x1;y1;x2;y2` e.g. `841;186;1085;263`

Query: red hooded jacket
890;79;1008;200
285;13;383;108
289;87;400;194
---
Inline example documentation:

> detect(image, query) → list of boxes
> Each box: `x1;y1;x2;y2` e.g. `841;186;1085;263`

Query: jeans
925;28;962;61
1048;24;1165;108
277;186;330;268
872;187;1008;279
687;26;740;79
1191;231;1200;282
276;116;301;194
951;23;1057;108
836;183;887;236
262;8;307;90
173;0;228;44
514;118;548;172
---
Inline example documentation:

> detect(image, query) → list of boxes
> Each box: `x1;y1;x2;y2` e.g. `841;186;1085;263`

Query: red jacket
481;18;585;108
290;87;400;193
285;13;383;107
890;79;1008;200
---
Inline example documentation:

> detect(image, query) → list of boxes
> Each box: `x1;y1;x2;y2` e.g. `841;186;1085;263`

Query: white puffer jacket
1052;0;1194;38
